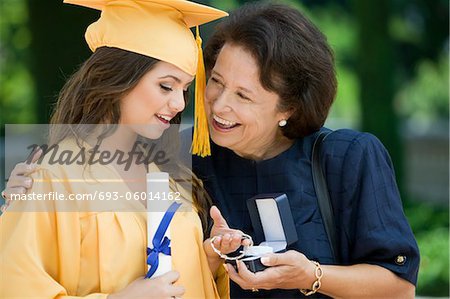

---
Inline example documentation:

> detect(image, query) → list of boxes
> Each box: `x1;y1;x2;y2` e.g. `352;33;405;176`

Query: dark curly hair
204;2;337;138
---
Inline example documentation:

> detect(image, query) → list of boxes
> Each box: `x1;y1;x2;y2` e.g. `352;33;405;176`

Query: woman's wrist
207;255;225;276
206;251;224;264
299;260;323;296
203;238;224;272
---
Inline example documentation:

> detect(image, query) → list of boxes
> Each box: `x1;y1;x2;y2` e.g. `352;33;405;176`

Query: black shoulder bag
312;131;340;263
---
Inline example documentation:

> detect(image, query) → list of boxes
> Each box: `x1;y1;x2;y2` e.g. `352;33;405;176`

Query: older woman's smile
212;114;240;131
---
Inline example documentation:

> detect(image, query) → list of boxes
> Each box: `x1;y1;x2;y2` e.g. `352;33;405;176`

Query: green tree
0;0;35;131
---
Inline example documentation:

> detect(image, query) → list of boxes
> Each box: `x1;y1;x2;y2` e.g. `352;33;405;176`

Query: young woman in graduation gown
0;1;246;298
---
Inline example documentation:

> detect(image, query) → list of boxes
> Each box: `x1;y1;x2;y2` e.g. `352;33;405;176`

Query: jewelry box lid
246;193;298;248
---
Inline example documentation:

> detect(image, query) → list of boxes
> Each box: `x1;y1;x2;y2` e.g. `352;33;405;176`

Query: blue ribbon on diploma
145;201;182;279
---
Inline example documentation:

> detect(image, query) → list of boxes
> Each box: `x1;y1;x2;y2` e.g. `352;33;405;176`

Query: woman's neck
98;126;138;154
97;126;147;195
234;135;295;161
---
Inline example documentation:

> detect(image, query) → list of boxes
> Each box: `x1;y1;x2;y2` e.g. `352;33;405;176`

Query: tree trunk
352;0;404;193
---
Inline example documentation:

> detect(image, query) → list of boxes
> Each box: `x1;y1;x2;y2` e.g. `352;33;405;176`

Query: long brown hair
50;46;180;143
49;46;211;231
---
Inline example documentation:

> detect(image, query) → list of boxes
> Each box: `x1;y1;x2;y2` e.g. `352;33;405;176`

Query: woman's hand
225;251;416;298
1;148;42;212
107;271;185;299
225;250;316;291
203;206;251;273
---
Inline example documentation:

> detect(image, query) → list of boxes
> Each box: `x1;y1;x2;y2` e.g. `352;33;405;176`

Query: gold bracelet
299;261;323;296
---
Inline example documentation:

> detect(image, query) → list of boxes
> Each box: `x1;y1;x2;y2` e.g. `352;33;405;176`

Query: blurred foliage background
0;0;448;296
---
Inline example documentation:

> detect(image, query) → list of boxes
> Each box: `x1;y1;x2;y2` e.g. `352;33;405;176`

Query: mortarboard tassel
191;26;211;157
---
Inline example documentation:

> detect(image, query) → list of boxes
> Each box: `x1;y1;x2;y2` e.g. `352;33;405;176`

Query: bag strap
312;131;340;263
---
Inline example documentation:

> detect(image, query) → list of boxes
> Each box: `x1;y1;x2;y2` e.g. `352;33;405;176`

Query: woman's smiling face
205;43;292;159
120;61;193;139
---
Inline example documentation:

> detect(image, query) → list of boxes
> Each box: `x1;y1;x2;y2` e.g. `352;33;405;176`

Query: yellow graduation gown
0;140;228;298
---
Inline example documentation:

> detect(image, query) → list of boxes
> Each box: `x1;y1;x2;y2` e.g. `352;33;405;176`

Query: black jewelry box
227;193;298;273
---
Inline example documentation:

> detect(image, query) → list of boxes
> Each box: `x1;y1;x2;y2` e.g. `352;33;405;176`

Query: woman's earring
278;119;287;127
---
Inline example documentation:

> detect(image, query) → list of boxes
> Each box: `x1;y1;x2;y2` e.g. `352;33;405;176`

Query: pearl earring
278;119;287;127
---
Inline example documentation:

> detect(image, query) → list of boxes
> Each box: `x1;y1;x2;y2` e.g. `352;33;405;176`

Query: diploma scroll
146;172;179;278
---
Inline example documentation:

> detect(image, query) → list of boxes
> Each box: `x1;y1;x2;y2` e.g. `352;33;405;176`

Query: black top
185;128;419;298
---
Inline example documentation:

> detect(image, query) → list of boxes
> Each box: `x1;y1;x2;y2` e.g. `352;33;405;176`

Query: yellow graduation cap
64;0;228;157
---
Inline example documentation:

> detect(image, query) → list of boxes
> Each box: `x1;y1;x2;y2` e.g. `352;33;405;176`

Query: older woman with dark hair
193;2;419;298
3;1;419;298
